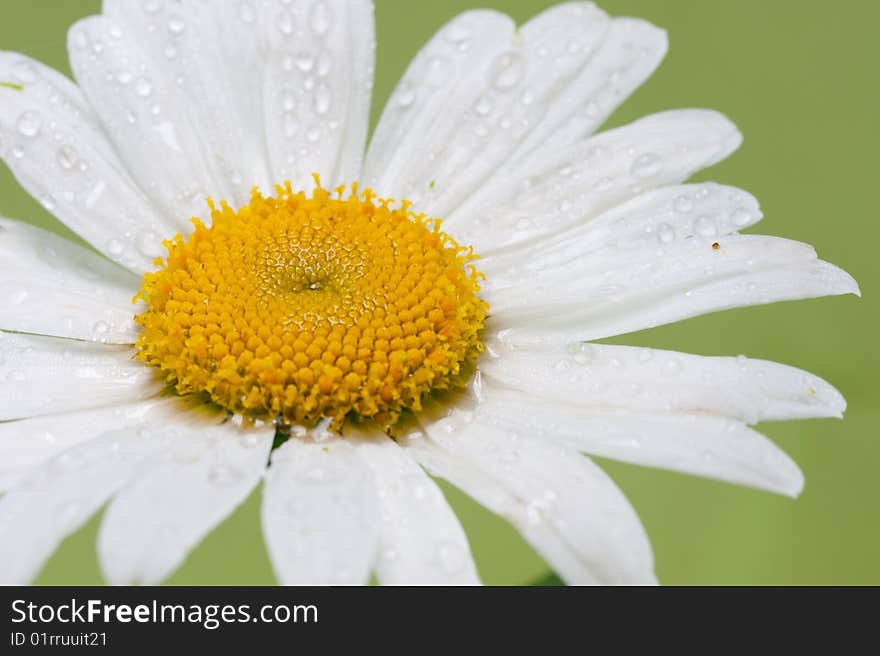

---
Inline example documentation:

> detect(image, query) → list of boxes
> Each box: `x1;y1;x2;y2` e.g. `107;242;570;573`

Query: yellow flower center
134;179;488;430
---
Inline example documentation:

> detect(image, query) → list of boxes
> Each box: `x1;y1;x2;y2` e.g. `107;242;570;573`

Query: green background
1;0;877;585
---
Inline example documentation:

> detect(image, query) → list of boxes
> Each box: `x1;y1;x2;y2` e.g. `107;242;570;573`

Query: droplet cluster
134;181;488;429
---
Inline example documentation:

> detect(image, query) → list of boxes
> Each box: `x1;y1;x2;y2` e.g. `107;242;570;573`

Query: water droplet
664;358;682;375
85;180;107;208
168;15;185;34
13;60;38;82
491;51;525;90
673;195;693;213
309;1;333;36
657;223;675;244
282;113;298;138
135;230;164;258
141;0;162;14
16;110;42;138
238;1;256;23
105;238;125;256
306;125;320;142
313;84;331;114
316;51;333;76
730;207;752;227
693;215;716;237
435;541;466;575
163;43;177;59
397;82;415;108
277;11;295;35
92;320;110;338
630;152;662;178
134;77;153;97
473;95;493;116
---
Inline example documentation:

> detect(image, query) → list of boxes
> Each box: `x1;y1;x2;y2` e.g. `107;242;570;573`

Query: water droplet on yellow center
134;179;488;430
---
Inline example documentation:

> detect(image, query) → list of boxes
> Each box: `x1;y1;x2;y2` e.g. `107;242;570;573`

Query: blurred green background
1;0;877;585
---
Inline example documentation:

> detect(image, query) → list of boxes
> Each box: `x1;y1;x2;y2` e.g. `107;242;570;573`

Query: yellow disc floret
134;179;488;430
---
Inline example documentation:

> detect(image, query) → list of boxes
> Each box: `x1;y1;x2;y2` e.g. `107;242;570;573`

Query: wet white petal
0;217;140;342
363;10;515;204
481;182;762;289
507;16;667;164
0;400;170;492
489;235;858;343
0;332;161;421
0;411;176;584
352;430;480;585
262;436;380;585
68;16;226;227
448;109;742;253
98;415;274;585
367;5;616;219
407;403;655;585
481;341;846;424
102;0;273;205
473;386;804;497
259;0;375;190
0;52;178;273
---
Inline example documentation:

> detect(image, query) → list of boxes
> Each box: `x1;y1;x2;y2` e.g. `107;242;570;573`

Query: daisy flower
0;0;858;586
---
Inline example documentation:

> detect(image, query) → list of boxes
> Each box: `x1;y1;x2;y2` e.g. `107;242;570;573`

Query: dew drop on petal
657;223;675;244
694;215;716;237
238;1;256;23
673;195;693;213
630;153;662;178
309;1;333;36
491;52;525;90
16;110;42;138
167;15;185;34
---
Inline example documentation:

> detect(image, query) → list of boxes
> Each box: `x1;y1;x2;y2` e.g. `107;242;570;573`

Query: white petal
472;387;804;497
68;16;232;227
0;217;140;342
489;235;859;343
480;341;846;424
98;414;274;585
101;0;273;205
0;332;161;421
261;436;380;585
0;411;173;584
407;403;655;584
368;5;622;219
362;10;515;203
507;16;667;165
0;52;179;273
481;182;762;289
447;109;742;253
259;0;375;190
351;430;480;585
0;400;167;491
